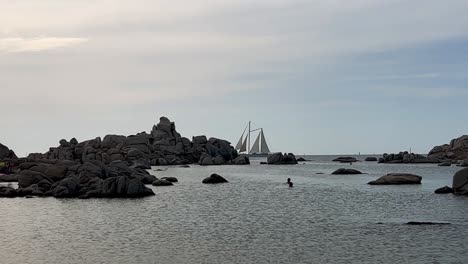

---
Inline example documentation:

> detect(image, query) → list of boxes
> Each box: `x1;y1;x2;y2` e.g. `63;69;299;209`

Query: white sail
240;136;248;152
249;133;261;154
235;134;243;150
260;130;270;153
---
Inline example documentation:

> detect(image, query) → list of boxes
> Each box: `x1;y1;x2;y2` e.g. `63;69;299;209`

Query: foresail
235;134;243;150
240;136;248;152
260;130;270;153
250;133;261;154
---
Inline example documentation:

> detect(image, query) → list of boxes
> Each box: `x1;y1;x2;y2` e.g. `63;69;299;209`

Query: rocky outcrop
202;173;228;184
1;159;155;199
428;135;468;162
0;186;17;197
459;159;468;167
23;117;244;167
161;177;178;183
152;179;173;186
267;153;298;165
331;168;363;175
0;143;17;160
368;173;422;185
452;168;468;195
378;152;438;164
434;186;453;194
365;157;378;162
332;157;358;163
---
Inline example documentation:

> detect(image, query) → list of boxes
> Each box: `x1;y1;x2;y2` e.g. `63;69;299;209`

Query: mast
248;121;251;155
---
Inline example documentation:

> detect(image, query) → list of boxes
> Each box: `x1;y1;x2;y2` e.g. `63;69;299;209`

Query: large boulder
0;186;17;197
202;173;228;184
368;173;422;185
44;165;68;182
233;155;250;165
459;159;468;167
267;152;298;165
428;135;468;161
453;168;468;195
152;179;173;186
18;170;53;188
331;168;363;175
0;174;18;182
102;176;155;197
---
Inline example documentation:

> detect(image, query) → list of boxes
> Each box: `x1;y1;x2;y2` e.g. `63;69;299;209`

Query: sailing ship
234;121;271;156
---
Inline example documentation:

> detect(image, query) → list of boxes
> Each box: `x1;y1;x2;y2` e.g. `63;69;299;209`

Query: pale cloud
0;37;87;53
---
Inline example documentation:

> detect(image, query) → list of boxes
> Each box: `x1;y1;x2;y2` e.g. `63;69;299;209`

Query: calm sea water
1;155;467;264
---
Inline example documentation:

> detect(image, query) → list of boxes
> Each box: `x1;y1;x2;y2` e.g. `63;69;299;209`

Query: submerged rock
202;173;228;184
406;221;450;225
368;173;422;185
152;179;173;186
331;168;363;175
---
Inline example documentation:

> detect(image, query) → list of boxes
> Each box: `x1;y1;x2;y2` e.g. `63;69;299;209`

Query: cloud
0;37;87;53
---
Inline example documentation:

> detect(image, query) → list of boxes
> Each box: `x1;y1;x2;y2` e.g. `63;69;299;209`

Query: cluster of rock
428;135;468;162
0;143;17;160
26;117;249;167
0;159;156;198
378;152;438;164
267;152;298;165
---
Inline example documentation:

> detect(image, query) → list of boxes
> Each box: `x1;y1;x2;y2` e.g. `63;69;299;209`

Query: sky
1;0;468;156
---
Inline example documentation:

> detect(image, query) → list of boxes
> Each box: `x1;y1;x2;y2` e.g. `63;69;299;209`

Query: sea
1;155;467;264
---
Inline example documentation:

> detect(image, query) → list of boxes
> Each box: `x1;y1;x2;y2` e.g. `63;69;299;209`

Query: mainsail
260;130;270;153
249;132;261;154
235;134;244;150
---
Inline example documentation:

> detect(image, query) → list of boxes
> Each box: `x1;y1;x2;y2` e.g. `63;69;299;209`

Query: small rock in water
434;186;453;194
202;173;228;184
332;157;358;163
438;162;451;167
368;173;422;185
406;221;450;225
152;179;173;186
161;177;178;183
365;157;378;162
179;165;190;168
331;168;363;175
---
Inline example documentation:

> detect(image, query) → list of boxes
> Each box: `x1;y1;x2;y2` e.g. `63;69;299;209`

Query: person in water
287;178;291;184
288;181;293;187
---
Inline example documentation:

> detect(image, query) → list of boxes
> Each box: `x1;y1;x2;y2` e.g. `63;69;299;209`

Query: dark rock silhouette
332;157;358;163
331;168;363;175
438;162;451;167
161;177;178;183
202;173;228;184
0;143;17;160
152;179;174;186
368;173;422;185
434;186;453;194
365;157;377;161
267;152;298;165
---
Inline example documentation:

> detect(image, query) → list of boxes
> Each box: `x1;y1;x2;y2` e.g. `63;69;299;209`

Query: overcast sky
1;0;468;156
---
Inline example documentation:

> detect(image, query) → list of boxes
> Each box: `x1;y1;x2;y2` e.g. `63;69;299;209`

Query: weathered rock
18;170;53;188
199;153;214;165
380;152;438;164
331;168;363;175
452;168;468;195
428;135;468;161
44;165;68;182
233;155;250;165
139;174;157;184
102;176;155;197
152;179;173;186
434;186;453;194
365;157;378;162
368;173;422;185
332;157;358;163
53;176;80;198
161;177;178;183
202;173;228;184
267;152;298;165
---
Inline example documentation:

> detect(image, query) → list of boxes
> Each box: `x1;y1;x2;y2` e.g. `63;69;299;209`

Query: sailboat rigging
234;121;271;156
